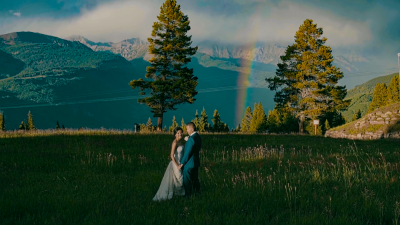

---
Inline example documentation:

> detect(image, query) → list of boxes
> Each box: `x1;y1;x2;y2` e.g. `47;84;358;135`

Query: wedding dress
153;145;185;201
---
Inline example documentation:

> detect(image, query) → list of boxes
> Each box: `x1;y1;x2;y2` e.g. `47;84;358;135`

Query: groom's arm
180;137;194;166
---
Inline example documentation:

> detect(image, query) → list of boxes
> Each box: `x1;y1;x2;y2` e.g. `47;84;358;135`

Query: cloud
0;0;372;47
13;12;21;17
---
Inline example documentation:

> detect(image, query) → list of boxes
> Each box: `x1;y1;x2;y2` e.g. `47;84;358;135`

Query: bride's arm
170;141;179;167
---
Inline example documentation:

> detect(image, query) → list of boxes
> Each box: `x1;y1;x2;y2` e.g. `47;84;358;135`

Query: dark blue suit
180;132;202;197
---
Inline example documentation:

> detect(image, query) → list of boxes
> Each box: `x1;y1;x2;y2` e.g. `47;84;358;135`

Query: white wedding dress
153;145;185;201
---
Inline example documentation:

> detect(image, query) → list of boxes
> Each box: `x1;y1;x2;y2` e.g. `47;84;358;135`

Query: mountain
0;31;276;130
67;35;152;61
342;72;399;121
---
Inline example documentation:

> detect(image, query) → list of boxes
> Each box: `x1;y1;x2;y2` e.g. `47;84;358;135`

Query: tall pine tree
266;19;350;133
181;118;187;133
199;107;208;132
249;103;259;133
169;116;179;132
368;83;388;112
27;111;35;131
0;111;5;131
389;74;400;103
240;106;252;132
19;121;26;130
56;121;60;129
129;0;198;131
212;109;222;132
192;110;200;130
146;117;153;131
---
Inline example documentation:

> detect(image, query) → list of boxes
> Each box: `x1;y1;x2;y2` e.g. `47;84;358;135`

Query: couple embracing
153;122;202;201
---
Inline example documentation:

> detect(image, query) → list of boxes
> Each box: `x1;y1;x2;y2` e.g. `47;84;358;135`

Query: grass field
1;129;400;224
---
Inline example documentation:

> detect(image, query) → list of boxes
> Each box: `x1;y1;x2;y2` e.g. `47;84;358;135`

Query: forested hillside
342;72;399;121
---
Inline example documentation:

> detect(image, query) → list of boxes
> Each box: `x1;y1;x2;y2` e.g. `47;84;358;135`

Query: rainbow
234;10;260;127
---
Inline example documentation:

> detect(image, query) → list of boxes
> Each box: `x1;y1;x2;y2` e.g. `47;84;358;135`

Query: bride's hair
173;127;183;136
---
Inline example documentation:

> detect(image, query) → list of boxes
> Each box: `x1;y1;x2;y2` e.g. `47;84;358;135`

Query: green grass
1;129;400;224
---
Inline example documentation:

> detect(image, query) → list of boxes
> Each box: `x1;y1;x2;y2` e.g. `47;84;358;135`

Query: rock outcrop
325;103;400;140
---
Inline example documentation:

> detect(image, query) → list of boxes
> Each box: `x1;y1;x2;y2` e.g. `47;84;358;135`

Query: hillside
326;102;400;139
342;72;399;121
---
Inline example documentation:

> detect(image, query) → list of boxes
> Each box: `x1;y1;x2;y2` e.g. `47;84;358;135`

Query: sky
0;0;399;69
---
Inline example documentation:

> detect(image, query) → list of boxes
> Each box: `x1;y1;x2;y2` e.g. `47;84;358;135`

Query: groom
180;122;202;197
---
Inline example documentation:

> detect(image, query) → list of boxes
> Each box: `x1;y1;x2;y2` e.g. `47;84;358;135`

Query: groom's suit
180;132;202;197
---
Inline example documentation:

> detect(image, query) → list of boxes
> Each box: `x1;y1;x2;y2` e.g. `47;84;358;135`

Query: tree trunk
157;114;163;132
298;115;305;133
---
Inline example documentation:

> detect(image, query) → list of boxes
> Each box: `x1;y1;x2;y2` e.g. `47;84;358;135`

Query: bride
153;127;185;201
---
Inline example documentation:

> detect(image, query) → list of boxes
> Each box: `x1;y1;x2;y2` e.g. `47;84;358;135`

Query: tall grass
0;129;399;224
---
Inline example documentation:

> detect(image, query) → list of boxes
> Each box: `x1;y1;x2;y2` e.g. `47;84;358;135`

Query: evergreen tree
266;109;281;133
356;109;362;120
249;103;267;133
62;125;65;129
181;118;187;133
19;121;26;130
368;83;388;112
192;110;200;130
207;123;212;132
324;119;330;130
26;111;35;131
56;121;60;129
169;116;179;132
352;109;362;121
129;0;198;131
146;117;153;131
256;102;267;132
240;106;252;132
199;107;208;132
223;123;229;132
279;109;298;133
388;74;400;103
0;111;5;131
212;109;222;132
163;126;167;132
266;19;350;133
249;103;259;133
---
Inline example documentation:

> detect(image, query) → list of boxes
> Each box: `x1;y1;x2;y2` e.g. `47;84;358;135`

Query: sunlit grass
0;129;399;224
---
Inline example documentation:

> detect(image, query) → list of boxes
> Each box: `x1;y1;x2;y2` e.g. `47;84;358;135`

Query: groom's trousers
183;167;200;197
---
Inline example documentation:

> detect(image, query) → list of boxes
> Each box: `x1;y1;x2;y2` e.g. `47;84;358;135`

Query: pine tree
19;121;26;130
62;125;65;129
256;102;267;132
56;121;60;129
26;111;35;131
369;83;388;112
146;117;153;131
388;75;400;103
199;107;208;132
266;19;350;133
0;111;5;131
129;0;198;131
240;106;252;132
355;109;362;120
324;119;330;130
249;103;259;133
212;109;222;132
192;110;200;130
181;118;187;133
266;109;281;133
169;116;179;132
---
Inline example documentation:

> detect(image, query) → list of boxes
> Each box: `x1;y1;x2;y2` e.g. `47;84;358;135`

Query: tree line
367;75;400;113
0;111;65;131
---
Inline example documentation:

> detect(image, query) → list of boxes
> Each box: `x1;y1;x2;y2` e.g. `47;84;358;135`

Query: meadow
1;129;400;224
